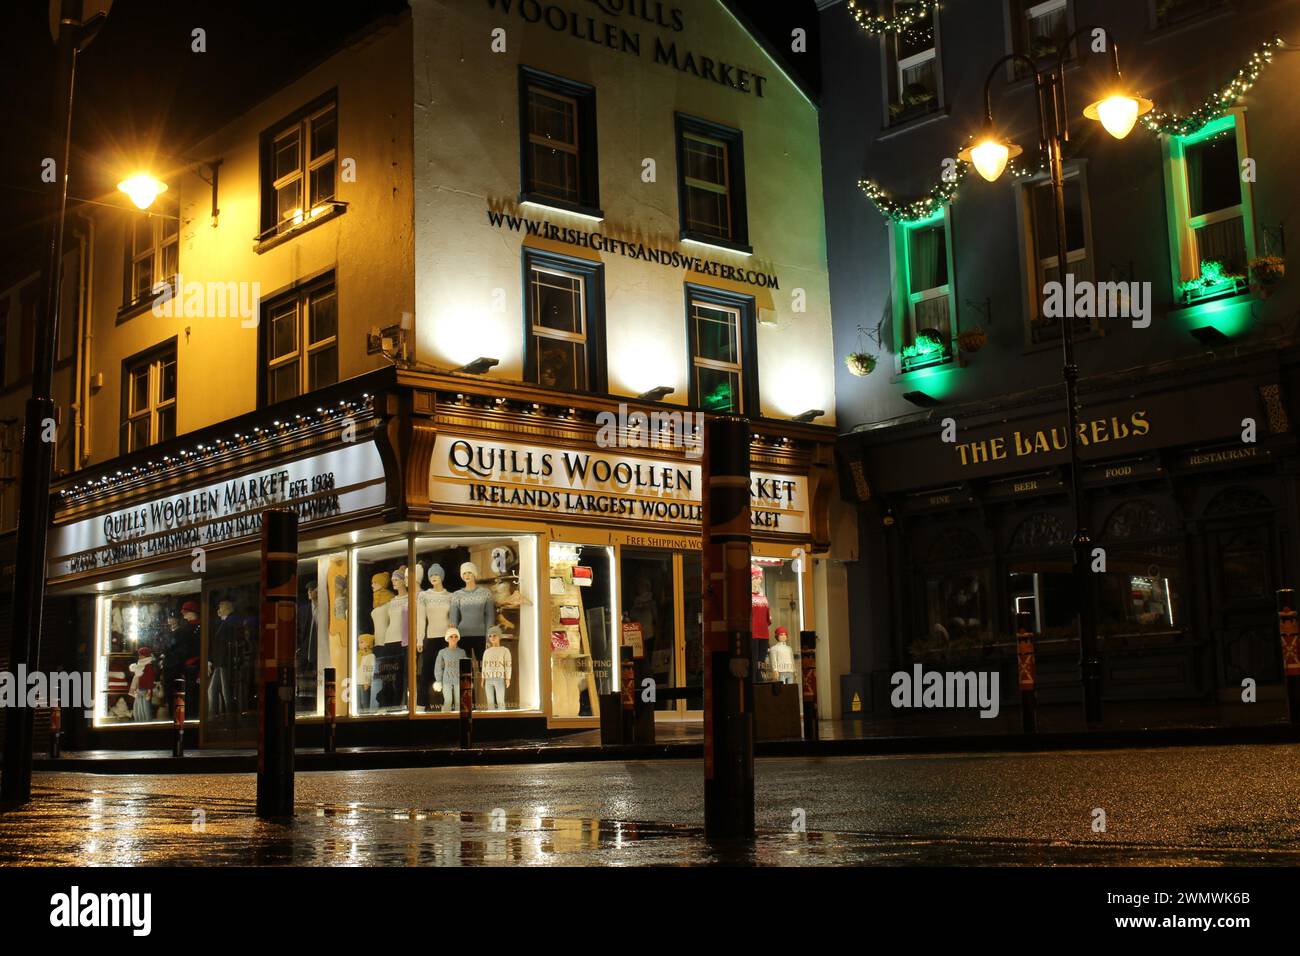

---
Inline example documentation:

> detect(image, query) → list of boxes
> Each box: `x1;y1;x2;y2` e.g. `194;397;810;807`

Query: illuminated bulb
970;140;1011;182
117;174;168;210
1084;92;1152;140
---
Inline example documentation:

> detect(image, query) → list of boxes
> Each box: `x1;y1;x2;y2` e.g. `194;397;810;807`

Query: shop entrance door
201;577;262;748
621;549;702;718
1207;522;1280;693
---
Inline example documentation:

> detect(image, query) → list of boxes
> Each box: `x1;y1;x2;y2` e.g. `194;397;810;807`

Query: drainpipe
73;210;94;466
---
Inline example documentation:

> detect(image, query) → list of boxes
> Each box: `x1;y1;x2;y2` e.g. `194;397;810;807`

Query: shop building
818;0;1300;715
13;0;844;750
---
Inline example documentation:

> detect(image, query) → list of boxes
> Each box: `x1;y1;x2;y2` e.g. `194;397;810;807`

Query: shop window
355;538;413;716
519;68;601;217
94;582;202;727
916;567;994;658
260;274;338;406
120;341;177;454
1152;0;1228;29
883;2;941;125
1022;171;1095;342
686;283;758;414
621;550;676;711
122;198;179;311
1097;549;1183;636
892;210;956;372
205;582;261;740
259;93;338;239
549;542;614;718
675;114;750;252
752;558;803;685
295;552;349;717
1163;113;1253;303
523;248;606;393
415;535;539;714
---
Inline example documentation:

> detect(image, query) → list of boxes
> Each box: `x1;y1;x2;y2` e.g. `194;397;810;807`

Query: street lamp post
957;29;1151;729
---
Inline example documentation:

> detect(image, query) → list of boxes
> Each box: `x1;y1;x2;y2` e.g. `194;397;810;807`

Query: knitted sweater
434;646;468;686
767;640;795;675
449;586;495;636
418;588;452;642
482;645;512;681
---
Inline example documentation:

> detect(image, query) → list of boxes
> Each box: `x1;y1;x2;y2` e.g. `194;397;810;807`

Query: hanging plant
957;326;987;353
846;352;877;377
1249;255;1286;298
915;328;945;353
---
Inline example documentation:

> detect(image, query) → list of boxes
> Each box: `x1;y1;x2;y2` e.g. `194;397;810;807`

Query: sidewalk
22;699;1300;774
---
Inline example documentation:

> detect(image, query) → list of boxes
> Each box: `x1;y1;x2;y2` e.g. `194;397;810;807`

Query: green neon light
1175;112;1235;146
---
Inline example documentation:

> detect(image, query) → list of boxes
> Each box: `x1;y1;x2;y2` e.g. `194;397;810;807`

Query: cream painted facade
411;0;836;423
76;13;414;469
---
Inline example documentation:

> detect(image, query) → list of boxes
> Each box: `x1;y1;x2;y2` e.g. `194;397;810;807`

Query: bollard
48;705;61;759
1016;612;1038;734
1276;589;1300;723
256;510;297;819
172;678;186;757
799;631;818;742
323;667;337;754
458;657;473;749
620;645;636;745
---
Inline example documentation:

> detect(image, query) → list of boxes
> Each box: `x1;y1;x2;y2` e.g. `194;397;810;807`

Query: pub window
523;248;606;393
892;208;956;373
1009;0;1073;76
1163;112;1254;304
260;275;338;406
259;93;338;239
1151;0;1229;30
674;114;750;252
686;284;758;414
882;2;941;125
123;199;179;309
1021;168;1095;341
519;68;601;217
120;342;177;454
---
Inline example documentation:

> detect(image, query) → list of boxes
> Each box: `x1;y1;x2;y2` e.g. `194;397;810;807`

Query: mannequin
482;626;512;710
297;582;320;708
750;566;771;664
370;571;394;646
449;561;494;665
357;633;376;713
208;599;235;718
768;626;795;684
171;600;201;715
418;562;451;710
434;627;468;713
129;646;157;722
326;555;349;681
382;567;410;705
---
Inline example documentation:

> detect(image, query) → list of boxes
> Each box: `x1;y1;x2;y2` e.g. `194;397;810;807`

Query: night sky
0;0;822;268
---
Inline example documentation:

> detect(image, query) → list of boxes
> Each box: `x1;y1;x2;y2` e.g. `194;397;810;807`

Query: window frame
518;67;602;219
889;207;958;374
1006;0;1075;77
674;114;750;254
121;201;180;313
119;339;178;455
684;283;758;415
1014;163;1098;344
256;272;339;408
1160;109;1255;303
880;1;943;127
258;90;340;242
1149;0;1231;31
521;248;607;394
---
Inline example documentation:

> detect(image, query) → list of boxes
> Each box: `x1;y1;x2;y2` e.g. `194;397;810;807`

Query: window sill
679;231;753;256
518;193;604;222
1142;4;1234;43
1023;324;1104;353
890;355;963;384
253;202;347;255
116;293;165;325
1168;288;1254;318
877;105;949;142
1175;282;1249;310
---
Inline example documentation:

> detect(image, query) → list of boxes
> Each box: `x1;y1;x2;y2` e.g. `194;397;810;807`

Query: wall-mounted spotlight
638;385;674;402
1188;325;1231;348
903;390;941;408
457;357;499;374
792;408;825;423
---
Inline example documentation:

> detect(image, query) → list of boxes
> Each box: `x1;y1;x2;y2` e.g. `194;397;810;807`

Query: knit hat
751;566;764;579
371;571;390;590
138;646;153;657
774;626;789;638
391;567;406;587
428;563;446;582
460;561;479;579
487;626;503;640
180;601;199;615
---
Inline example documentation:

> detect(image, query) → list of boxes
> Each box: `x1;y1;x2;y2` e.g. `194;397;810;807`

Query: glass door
621;549;676;711
201;578;261;748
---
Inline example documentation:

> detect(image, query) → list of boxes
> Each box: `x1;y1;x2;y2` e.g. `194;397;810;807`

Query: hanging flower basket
845;352;877;377
1249;256;1285;299
957;326;987;353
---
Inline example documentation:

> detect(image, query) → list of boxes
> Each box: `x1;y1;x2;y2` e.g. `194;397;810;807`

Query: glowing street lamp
116;173;168;210
957;126;1023;183
1083;90;1154;140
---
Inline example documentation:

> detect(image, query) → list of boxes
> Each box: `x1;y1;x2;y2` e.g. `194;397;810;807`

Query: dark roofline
716;0;821;108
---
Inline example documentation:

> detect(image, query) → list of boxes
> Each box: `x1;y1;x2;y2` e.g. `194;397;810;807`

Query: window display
549;542;614;718
94;581;201;726
751;558;803;683
206;583;260;737
355;539;411;715
295;551;347;716
621;550;674;711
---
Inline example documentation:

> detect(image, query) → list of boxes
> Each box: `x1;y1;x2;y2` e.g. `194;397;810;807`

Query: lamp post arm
980;53;1051;154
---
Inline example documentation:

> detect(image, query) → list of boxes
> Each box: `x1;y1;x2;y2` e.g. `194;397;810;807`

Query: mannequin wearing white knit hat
449;560;495;665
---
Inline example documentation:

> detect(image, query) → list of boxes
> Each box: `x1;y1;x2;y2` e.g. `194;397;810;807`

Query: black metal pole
702;416;754;839
1;0;85;808
256;510;297;819
323;667;337;753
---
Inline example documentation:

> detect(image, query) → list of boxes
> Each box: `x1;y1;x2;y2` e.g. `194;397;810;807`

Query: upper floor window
1152;0;1229;30
523;248;606;393
121;343;177;454
519;68;601;217
1023;170;1095;342
675;115;749;252
892;210;956;372
260;94;338;239
124;202;179;308
884;2;941;125
686;284;758;415
261;275;338;406
1162;113;1253;303
1010;0;1072;75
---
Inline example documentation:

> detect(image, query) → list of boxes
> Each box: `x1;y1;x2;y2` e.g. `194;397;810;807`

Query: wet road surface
3;745;1300;865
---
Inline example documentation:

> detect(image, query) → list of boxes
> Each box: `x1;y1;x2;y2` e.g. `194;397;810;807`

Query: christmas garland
847;0;937;37
1142;36;1284;137
858;35;1290;222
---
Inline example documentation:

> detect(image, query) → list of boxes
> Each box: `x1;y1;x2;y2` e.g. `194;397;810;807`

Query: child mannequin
434;627;468;713
482;627;512;710
357;634;376;713
768;626;795;685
